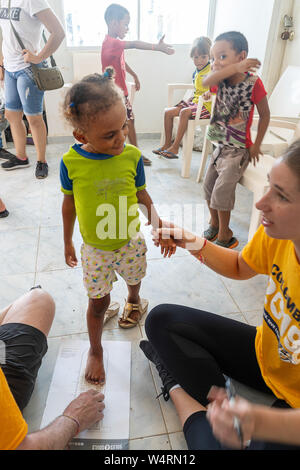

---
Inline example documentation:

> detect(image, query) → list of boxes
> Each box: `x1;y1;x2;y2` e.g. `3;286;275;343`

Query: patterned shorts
81;235;147;299
175;100;211;120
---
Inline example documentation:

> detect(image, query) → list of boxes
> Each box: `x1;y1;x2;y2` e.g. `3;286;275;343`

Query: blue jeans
4;63;46;116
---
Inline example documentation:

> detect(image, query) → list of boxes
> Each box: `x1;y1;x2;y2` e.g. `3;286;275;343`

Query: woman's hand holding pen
207;386;255;449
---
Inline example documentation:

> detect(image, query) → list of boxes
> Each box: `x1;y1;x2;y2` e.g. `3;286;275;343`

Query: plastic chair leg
196;128;211;183
181;123;194;178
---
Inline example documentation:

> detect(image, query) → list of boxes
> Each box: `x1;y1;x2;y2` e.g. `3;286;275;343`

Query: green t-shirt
60;143;146;251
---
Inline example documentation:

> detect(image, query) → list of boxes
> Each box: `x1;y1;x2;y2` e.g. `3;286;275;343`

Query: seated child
60;68;173;385
102;3;175;166
153;36;213;160
201;31;270;248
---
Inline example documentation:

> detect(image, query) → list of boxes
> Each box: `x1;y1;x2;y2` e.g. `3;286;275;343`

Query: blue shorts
4;64;45;116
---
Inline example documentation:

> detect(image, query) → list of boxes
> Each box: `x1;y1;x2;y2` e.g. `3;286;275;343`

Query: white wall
47;0;290;134
213;0;275;65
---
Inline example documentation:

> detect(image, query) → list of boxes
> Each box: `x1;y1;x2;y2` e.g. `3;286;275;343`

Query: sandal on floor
0;209;9;218
142;155;152;166
104;301;120;325
161;150;179;159
118;298;149;329
152;147;165;155
203;225;219;241
215;237;239;249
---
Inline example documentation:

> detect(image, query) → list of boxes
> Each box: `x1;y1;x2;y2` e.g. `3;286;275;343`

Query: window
64;0;138;47
63;0;212;48
139;0;210;44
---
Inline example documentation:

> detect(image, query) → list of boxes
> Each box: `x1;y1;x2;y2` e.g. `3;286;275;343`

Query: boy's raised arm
124;35;175;55
202;58;261;87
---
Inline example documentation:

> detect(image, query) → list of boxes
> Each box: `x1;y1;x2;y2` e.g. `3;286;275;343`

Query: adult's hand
22;49;42;64
207;386;254;449
63;390;105;433
153;221;205;252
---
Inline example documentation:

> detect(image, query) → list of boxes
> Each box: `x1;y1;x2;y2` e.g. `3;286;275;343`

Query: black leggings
145;304;299;450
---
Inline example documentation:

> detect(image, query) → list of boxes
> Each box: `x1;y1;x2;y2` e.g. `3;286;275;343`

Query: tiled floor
0;138;269;449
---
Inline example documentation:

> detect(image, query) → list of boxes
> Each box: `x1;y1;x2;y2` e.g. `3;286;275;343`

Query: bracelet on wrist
191;238;207;263
61;414;80;436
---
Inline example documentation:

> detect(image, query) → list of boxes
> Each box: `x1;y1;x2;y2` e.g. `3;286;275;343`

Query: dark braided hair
63;67;124;131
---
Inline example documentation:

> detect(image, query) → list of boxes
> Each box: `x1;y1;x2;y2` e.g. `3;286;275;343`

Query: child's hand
249;144;262;166
235;58;261;74
158;237;177;258
134;75;141;91
202;91;211;101
157;35;175;55
65;242;78;268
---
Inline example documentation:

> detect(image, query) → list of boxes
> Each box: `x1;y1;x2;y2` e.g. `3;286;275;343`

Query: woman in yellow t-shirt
140;139;300;450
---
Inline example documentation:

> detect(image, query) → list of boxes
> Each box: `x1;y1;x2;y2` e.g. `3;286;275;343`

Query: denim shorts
4;63;46;116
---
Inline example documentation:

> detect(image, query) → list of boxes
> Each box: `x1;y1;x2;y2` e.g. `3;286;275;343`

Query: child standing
153;37;213;160
102;3;175;166
202;31;270;248
60;69;167;385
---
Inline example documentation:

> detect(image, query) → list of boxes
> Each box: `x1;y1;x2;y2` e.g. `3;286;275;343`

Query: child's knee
90;294;111;317
179;108;191;119
28;288;56;319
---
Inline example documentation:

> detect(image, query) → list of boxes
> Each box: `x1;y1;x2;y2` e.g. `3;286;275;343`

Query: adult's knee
28;288;55;319
145;304;174;340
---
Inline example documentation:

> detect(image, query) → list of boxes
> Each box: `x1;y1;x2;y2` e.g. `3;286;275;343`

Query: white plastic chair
239;154;276;241
251;118;298;158
160;83;215;178
196;118;299;184
265;65;300;123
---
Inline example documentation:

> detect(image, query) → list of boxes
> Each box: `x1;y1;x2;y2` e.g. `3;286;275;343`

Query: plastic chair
239;154;275;241
196;118;298;184
160;83;215;178
251;118;298;158
265;65;300;123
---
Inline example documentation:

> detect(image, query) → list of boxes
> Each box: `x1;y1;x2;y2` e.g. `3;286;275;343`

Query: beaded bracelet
61;414;80;436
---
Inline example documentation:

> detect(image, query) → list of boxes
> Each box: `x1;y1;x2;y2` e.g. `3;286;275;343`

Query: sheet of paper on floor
41;339;131;450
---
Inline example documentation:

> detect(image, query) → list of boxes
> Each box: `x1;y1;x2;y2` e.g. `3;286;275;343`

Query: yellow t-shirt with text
0;368;27;449
242;226;300;407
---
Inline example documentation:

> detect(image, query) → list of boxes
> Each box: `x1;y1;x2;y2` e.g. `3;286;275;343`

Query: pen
224;376;244;448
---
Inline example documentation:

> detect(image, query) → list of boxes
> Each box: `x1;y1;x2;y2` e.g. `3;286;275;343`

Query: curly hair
63;67;124;131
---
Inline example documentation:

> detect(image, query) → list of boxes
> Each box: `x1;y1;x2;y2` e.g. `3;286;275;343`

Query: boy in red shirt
102;3;175;166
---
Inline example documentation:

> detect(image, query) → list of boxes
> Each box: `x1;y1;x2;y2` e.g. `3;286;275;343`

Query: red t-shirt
101;35;128;96
245;77;267;147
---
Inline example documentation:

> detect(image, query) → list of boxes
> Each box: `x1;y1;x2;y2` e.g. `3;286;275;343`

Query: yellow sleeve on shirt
0;368;28;450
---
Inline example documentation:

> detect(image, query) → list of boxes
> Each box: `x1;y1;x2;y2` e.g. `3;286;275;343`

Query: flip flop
142;155;152;166
161;150;179;159
215;237;239;249
0;209;9;218
203;225;219;241
152;147;165;155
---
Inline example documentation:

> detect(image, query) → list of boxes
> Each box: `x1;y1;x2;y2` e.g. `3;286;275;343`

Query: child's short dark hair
215;31;248;54
63;67;124;131
190;37;212;58
104;3;129;25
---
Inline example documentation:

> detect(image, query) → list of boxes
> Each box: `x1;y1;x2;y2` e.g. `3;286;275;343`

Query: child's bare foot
85;348;105;385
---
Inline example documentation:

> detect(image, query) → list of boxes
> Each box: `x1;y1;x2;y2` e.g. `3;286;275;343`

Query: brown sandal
118;299;149;329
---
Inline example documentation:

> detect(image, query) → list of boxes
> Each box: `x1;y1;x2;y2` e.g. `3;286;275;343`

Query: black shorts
0;322;48;411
